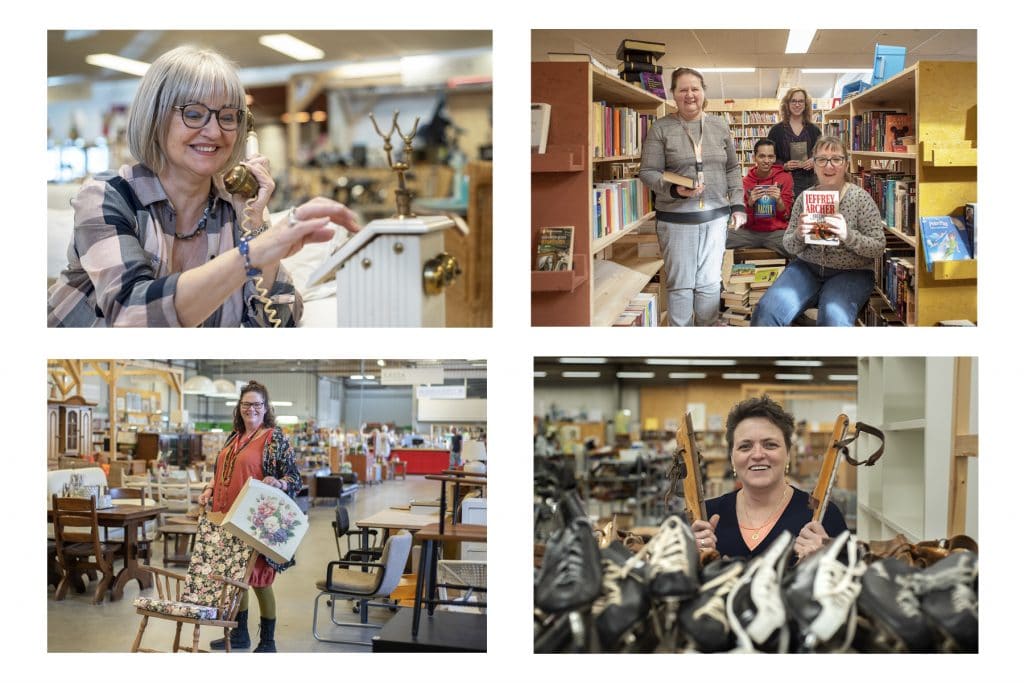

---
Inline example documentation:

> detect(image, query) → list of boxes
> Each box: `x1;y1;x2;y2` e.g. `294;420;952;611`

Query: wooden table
355;508;436;547
411;522;487;637
48;503;166;601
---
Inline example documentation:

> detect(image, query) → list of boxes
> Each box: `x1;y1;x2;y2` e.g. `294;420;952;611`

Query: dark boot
253;617;277;652
210;609;250;651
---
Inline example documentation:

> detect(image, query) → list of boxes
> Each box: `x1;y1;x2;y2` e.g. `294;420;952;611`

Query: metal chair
312;530;412;646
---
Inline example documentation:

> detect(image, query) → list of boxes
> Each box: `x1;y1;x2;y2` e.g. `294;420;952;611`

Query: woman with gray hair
48;45;360;327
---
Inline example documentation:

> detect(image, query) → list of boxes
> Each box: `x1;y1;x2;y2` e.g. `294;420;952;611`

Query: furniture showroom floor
48;476;440;652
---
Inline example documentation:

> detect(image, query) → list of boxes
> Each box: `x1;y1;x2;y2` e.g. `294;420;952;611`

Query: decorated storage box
218;479;308;564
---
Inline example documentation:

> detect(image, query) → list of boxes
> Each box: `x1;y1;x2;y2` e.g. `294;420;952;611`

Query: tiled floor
47;476;440;652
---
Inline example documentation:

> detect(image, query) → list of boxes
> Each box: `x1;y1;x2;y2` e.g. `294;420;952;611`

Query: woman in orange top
198;379;300;652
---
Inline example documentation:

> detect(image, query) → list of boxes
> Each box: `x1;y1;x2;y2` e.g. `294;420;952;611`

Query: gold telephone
222;112;282;327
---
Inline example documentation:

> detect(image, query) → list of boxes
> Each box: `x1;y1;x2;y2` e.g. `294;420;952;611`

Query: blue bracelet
238;235;262;278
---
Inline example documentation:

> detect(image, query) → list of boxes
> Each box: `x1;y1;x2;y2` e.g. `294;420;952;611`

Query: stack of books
720;255;786;326
616;39;667;99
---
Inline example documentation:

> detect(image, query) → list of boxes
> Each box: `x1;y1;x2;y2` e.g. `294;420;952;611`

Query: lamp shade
182;375;216;395
212;378;238;398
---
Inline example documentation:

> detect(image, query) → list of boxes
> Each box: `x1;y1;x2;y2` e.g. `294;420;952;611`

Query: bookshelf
825;61;977;326
531;61;673;326
855;357;977;542
707;98;831;174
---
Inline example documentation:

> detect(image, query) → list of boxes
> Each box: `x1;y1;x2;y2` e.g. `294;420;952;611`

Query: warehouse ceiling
532;29;976;99
534;357;857;385
48;30;493;83
190;358;486;381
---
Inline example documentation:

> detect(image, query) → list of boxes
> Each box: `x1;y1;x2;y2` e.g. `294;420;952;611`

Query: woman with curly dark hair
198;379;300;652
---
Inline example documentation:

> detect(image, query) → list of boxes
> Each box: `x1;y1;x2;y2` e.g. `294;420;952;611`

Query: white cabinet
856;357;978;542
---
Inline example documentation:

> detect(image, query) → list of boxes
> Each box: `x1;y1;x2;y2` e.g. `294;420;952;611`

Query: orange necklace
739;486;791;542
218;427;267;487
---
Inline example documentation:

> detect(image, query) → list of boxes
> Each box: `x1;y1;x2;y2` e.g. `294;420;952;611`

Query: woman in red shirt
199;380;300;652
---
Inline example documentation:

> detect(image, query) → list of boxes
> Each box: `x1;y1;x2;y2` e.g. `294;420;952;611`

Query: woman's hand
729;212;747;230
784;160;801;171
800;158;815;171
794;520;829;560
250;197;362;270
240;154;275;217
198;486;214;507
261;476;287;491
823;214;848;242
691;513;720;552
675;183;705;198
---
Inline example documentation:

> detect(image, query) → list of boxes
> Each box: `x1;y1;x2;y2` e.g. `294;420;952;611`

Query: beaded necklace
174;191;216;241
218;427;267;487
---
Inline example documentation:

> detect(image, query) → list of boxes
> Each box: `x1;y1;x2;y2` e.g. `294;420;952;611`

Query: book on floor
536;226;575;272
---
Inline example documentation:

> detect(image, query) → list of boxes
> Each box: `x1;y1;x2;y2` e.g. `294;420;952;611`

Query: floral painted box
220;479;308;564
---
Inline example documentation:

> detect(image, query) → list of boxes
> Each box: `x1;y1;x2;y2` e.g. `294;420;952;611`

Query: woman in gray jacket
639;67;745;326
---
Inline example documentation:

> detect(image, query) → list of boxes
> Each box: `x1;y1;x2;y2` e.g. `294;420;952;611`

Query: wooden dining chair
108;487;153;564
131;513;259;653
51;495;124;604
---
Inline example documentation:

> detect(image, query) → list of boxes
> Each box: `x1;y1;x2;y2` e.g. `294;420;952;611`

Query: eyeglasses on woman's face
173;103;244;131
240;401;265;411
813;156;847;167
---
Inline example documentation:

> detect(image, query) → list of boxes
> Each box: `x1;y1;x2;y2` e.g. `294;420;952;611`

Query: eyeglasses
790;99;807;105
173;103;244;131
240;401;265;410
813;156;847;167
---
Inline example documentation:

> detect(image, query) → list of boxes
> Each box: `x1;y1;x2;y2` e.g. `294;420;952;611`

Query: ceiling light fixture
695;67;755;73
562;371;601;379
774;360;824;367
775;373;814;381
646;358;738;366
533;371;547;378
785;29;817;54
668;372;707;379
828;374;859;382
85;53;150;76
800;68;873;74
616;371;655;379
182;375;215;395
258;34;325;61
332;59;401;79
559;358;607;364
723;373;760;380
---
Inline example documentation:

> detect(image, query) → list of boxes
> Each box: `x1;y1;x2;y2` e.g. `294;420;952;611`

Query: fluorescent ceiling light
801;68;873;74
616;371;655;379
723;373;760;380
828;374;859;382
559;357;607;364
775;373;814;381
669;372;707;379
562;371;601;379
533;371;547;378
258;34;325;61
333;59;401;79
785;29;817;54
85;53;150;76
695;67;755;73
377;360;386;367
223;400;294;407
775;360;824;367
646;358;737;366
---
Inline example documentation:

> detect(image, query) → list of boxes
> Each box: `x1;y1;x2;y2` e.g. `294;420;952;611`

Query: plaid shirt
47;164;302;327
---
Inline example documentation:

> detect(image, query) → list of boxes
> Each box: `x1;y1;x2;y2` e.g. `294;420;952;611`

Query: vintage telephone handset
223;112;282;327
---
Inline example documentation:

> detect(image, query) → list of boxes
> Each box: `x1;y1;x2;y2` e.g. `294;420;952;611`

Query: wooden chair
131;513;259;653
312;530;412;646
108;487;153;563
51;495;124;604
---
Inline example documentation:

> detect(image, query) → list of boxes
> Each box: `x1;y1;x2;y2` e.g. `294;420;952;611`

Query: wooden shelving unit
707;97;830;174
825;61;977;326
531;61;672;326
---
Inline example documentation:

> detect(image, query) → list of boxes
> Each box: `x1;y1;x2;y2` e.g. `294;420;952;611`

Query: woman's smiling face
673;73;705;120
731;416;788;491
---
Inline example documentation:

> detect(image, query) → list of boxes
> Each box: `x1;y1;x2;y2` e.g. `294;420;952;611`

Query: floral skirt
250;556;276;588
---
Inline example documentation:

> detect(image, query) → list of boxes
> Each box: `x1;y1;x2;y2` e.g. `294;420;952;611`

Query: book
801;190;841;245
919;216;971;272
618;61;663;74
531;103;551;155
639;71;666;99
729;263;756;283
964;202;976;258
616;39;666;61
789;141;808;162
753;185;777;218
536;226;575;272
883;113;912;152
662;170;696;189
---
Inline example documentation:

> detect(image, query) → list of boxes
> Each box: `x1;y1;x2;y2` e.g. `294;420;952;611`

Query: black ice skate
639;515;700;650
678;557;746;652
726;530;793;653
783;530;865;652
534;515;602;614
855;558;932;652
591;541;652;652
914;552;978;653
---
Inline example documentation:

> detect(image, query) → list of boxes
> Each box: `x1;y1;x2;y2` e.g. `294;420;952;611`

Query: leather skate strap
836;422;884;466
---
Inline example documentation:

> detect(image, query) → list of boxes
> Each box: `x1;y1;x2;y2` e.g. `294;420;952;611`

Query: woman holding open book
751;137;885;326
639;67;745;326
